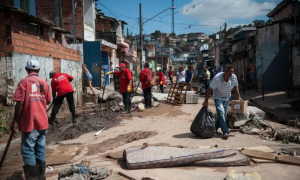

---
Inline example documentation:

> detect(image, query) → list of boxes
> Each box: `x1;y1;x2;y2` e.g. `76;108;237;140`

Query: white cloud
181;0;277;26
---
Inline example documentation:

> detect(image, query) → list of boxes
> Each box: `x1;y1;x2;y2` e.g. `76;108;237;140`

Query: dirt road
1;98;300;180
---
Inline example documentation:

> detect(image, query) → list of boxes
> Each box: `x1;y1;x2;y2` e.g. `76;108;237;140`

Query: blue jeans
21;129;47;166
214;99;229;134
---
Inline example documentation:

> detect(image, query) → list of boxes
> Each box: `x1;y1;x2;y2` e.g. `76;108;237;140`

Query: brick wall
61;0;84;39
0;10;81;61
96;18;112;32
35;0;84;40
36;0;55;23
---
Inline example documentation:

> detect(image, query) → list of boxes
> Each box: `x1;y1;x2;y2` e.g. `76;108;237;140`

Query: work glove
127;85;131;92
160;81;163;85
106;72;112;76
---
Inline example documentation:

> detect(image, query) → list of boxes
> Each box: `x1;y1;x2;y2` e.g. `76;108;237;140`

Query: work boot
71;111;77;123
36;160;46;180
121;104;129;114
23;164;38;180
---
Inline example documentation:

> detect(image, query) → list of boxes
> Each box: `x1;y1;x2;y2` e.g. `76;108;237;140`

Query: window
14;0;36;16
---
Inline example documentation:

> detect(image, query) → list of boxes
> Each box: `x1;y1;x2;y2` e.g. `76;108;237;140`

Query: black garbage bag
190;107;216;138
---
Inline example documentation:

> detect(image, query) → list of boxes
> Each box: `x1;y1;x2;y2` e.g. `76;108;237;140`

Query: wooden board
242;149;300;166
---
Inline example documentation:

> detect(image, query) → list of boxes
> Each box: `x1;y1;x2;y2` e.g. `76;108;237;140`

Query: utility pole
139;3;143;70
172;0;175;34
72;0;76;43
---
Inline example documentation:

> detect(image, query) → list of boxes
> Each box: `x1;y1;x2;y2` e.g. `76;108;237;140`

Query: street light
139;4;176;70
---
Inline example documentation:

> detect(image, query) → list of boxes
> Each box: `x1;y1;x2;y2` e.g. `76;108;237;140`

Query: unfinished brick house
0;5;83;105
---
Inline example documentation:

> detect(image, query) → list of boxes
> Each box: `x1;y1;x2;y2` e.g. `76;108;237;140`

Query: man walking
107;63;132;114
203;67;211;90
157;69;165;93
139;63;153;109
49;71;76;125
11;59;51;179
202;64;242;139
168;66;174;84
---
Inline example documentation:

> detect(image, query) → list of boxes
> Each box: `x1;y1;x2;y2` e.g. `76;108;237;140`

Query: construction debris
242;149;300;166
58;165;113;180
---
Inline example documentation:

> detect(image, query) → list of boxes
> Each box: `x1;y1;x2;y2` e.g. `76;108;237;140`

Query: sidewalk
236;89;300;123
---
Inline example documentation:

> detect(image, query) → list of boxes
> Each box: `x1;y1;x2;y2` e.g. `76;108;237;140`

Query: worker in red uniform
49;71;76;124
158;69;165;93
11;59;51;180
168;66;174;84
139;63;154;109
107;63;132;114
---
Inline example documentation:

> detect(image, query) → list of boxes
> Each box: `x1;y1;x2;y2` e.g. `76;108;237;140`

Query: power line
158;0;206;19
98;2;139;30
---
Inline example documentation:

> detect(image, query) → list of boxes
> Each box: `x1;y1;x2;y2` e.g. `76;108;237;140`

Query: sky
97;0;282;36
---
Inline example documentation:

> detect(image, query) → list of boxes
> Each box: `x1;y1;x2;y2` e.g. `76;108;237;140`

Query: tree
170;32;176;37
253;20;265;26
151;30;161;39
180;41;187;47
266;19;273;24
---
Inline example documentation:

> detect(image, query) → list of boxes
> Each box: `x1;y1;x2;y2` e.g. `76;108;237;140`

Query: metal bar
72;0;76;43
139;3;143;70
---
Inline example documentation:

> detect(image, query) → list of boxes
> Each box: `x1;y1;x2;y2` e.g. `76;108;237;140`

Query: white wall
84;0;95;41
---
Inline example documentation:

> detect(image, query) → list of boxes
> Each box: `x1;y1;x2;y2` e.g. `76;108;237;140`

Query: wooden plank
242;150;300;166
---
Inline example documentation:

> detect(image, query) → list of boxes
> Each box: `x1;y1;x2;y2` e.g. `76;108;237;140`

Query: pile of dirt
87;131;157;155
47;104;121;142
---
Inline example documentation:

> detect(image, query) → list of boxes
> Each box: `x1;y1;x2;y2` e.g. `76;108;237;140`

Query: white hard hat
26;59;40;70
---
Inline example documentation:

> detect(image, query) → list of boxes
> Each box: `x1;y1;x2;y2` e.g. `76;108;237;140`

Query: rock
152;101;160;107
108;91;122;101
138;103;145;111
248;106;265;119
225;170;262;180
131;96;144;104
234;119;251;128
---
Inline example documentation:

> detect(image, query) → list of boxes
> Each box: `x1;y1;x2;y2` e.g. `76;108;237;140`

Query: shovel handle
0;131;14;170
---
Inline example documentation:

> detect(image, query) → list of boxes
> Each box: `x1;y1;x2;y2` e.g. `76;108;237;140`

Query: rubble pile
234;115;300;144
58;164;112;180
